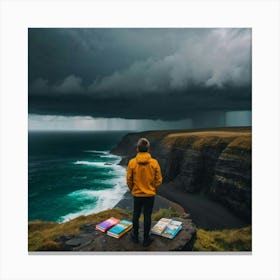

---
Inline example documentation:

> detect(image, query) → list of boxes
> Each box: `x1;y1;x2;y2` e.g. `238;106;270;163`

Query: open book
151;218;172;235
151;218;182;239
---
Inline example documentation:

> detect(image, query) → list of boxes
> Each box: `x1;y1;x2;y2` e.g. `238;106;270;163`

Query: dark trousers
132;196;155;240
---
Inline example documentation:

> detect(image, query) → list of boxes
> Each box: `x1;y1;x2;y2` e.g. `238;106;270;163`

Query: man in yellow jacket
126;138;162;247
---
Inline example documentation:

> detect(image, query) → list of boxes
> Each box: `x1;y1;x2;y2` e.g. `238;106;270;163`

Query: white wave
108;165;126;177
99;154;120;159
58;179;127;223
61;151;126;223
73;160;122;168
73;160;112;167
93;176;125;185
83;150;109;154
73;154;122;168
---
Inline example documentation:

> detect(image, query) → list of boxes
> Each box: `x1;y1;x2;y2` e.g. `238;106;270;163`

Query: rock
54;234;75;243
79;222;96;233
55;218;197;251
114;191;186;214
65;235;93;247
113;191;133;211
210;145;251;221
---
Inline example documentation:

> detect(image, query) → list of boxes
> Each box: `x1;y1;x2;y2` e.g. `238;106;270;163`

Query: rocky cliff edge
111;127;252;222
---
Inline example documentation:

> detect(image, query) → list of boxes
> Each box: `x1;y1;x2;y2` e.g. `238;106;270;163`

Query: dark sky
28;28;251;125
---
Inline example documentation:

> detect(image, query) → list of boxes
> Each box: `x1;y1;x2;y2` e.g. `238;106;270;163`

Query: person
126;138;162;247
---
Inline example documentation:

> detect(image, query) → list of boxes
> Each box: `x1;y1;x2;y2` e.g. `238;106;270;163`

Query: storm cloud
29;28;251;121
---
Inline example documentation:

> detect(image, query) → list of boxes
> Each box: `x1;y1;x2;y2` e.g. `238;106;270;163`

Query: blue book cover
108;220;132;235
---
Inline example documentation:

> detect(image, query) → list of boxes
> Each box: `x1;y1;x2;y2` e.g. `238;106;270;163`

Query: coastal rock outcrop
53;218;196;251
111;127;252;222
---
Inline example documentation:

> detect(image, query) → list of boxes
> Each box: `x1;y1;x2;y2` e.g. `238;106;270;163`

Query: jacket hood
136;152;152;165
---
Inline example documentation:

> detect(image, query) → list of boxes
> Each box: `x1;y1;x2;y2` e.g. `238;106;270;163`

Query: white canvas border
0;0;280;280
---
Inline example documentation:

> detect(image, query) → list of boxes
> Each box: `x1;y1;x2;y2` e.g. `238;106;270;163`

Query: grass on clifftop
194;226;252;251
28;208;251;252
28;208;131;251
162;130;251;151
28;208;181;251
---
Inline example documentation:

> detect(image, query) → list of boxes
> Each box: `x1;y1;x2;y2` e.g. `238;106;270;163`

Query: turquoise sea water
28;131;129;223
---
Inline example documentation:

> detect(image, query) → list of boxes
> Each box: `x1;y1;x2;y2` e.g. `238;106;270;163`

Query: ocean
28;131;129;223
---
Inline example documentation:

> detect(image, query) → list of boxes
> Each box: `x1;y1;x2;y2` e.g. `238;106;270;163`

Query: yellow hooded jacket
126;152;162;197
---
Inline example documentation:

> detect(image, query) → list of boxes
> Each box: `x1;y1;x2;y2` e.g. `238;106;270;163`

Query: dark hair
137;138;150;152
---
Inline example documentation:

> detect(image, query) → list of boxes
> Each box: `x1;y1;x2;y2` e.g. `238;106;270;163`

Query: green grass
28;208;132;251
151;207;182;221
161;130;251;151
194;226;252;251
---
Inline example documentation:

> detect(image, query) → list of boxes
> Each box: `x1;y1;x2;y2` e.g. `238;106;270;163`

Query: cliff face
111;127;252;222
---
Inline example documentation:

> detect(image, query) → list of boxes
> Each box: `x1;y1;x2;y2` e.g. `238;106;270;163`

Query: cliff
111;127;252;222
28;208;251;252
29;208;197;252
53;218;196;251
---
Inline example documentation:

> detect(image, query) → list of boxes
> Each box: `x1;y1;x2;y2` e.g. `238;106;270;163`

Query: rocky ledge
51;218;196;252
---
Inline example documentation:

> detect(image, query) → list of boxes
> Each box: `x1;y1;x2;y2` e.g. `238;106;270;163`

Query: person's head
137;138;150;153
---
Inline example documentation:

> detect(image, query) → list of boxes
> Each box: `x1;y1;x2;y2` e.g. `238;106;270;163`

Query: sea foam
59;182;127;223
83;150;110;154
74;152;121;165
58;152;127;223
73;161;110;167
